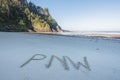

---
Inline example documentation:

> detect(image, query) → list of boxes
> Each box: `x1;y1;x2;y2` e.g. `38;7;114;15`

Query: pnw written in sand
0;0;120;80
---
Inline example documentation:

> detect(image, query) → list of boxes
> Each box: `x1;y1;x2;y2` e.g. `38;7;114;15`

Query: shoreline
31;31;120;38
1;31;120;39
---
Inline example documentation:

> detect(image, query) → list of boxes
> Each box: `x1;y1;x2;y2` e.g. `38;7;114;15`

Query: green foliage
18;19;26;26
0;0;62;32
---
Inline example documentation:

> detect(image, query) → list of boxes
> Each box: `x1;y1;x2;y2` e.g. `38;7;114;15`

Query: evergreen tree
0;0;63;32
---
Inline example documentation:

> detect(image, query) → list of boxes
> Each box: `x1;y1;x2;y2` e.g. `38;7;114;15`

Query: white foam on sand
0;32;120;80
59;31;120;38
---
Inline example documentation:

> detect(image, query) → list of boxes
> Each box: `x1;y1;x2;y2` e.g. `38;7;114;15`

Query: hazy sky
28;0;120;31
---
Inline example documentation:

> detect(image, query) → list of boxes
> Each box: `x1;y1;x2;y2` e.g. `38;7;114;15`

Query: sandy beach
0;32;120;80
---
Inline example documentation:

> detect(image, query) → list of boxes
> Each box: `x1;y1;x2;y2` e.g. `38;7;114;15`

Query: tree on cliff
0;0;63;32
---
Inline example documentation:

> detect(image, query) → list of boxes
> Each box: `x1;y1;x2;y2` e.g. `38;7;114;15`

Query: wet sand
30;31;120;38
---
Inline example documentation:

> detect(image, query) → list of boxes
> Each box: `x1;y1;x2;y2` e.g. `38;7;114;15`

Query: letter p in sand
20;54;46;68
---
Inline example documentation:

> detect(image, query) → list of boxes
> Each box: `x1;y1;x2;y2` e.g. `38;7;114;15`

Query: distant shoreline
1;31;120;39
29;31;120;39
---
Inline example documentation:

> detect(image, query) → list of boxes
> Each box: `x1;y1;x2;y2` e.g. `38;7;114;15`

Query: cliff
0;0;63;32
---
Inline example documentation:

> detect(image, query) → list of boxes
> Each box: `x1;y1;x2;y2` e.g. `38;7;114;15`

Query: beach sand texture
0;32;120;80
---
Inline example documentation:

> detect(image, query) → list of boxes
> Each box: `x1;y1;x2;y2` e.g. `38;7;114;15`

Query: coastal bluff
0;0;63;32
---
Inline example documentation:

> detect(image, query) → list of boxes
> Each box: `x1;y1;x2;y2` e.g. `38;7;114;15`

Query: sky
28;0;120;31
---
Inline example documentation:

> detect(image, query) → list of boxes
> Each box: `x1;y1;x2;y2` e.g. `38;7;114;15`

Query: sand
0;32;120;80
